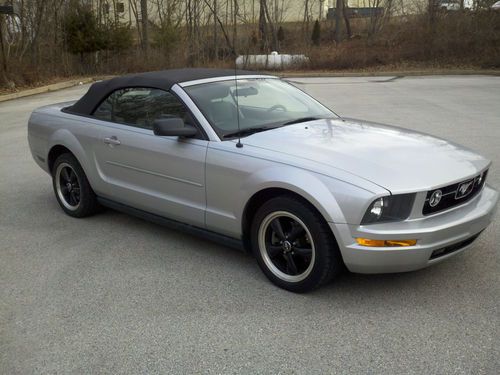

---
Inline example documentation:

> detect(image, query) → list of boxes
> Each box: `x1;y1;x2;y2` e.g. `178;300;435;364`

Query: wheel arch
48;145;74;172
235;164;356;253
46;129;97;188
242;188;313;249
241;183;343;253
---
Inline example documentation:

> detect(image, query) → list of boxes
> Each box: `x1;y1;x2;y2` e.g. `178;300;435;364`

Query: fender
204;146;387;238
236;166;347;225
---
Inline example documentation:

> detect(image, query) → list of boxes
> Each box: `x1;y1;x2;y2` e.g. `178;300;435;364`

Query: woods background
0;0;499;90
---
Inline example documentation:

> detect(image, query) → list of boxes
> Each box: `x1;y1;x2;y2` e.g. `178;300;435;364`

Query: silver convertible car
28;69;498;292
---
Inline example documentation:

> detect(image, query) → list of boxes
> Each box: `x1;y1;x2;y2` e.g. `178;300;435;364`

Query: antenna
234;68;243;148
234;39;243;148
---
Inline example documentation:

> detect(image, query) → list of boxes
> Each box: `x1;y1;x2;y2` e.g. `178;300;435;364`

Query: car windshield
183;78;336;138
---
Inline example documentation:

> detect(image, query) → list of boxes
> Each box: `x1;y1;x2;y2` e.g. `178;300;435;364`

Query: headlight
369;197;385;219
361;194;415;224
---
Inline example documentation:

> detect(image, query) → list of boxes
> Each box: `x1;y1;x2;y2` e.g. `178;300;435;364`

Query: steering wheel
267;104;287;112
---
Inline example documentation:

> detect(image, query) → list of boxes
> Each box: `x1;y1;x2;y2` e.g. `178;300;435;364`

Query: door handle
104;136;121;146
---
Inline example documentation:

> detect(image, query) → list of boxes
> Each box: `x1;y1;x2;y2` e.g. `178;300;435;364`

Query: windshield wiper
222;126;278;139
282;117;322;126
222;117;326;139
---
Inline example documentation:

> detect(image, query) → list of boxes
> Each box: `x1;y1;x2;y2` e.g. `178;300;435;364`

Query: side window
93;87;194;130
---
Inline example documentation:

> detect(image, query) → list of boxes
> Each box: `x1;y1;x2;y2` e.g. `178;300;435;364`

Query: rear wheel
251;195;342;292
52;153;100;217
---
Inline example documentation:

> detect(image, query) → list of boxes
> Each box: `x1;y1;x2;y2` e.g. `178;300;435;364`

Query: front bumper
330;185;498;273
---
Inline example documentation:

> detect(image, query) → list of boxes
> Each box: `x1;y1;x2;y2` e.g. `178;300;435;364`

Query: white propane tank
236;52;309;70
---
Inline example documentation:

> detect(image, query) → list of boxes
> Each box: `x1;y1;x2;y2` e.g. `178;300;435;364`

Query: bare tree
140;0;148;52
303;0;310;31
259;0;268;50
0;14;7;79
213;0;218;59
258;0;277;51
334;0;343;43
342;2;352;39
203;0;235;56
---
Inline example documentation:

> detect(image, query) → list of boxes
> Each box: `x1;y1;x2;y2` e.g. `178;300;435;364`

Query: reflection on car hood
242;118;490;193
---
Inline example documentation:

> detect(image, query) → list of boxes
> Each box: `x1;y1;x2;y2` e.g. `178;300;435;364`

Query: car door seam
203;144;209;228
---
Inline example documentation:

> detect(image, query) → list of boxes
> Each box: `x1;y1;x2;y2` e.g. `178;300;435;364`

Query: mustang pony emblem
456;179;475;199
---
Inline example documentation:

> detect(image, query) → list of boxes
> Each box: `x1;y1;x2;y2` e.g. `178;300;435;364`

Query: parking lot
1;75;499;374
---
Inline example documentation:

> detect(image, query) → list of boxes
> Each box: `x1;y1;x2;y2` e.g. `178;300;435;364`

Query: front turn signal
356;238;417;247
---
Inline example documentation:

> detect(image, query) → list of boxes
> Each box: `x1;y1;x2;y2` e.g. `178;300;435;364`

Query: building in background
86;0;429;28
85;0;362;26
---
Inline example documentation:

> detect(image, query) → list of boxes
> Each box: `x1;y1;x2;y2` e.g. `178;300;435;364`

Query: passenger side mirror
153;118;198;137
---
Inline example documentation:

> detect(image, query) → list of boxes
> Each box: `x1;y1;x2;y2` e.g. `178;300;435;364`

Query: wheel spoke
284;252;298;275
288;223;305;241
61;168;70;182
293;246;313;257
267;245;282;258
68;169;77;182
70;191;77;205
270;218;286;240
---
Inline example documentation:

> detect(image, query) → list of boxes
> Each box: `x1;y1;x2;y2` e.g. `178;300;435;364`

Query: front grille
423;170;488;215
430;231;482;259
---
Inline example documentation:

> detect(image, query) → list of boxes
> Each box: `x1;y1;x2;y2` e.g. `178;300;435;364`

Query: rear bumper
330;185;498;273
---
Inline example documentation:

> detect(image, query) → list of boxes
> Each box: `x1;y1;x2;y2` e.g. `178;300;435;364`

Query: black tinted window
93;88;192;129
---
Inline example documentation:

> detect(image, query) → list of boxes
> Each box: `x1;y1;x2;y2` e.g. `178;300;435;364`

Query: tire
51;153;100;218
251;195;343;293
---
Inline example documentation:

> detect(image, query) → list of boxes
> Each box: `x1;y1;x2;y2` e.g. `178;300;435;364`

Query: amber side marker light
356;238;417;247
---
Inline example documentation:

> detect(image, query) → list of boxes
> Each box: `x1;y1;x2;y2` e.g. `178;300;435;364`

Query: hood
242;118;490;194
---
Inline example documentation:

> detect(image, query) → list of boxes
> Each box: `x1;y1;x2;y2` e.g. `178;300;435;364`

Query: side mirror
153;118;198;137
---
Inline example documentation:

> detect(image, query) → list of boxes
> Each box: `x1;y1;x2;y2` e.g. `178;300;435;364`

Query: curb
276;69;500;78
0;77;100;103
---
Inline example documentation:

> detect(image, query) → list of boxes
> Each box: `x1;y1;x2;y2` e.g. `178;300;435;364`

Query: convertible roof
69;68;260;115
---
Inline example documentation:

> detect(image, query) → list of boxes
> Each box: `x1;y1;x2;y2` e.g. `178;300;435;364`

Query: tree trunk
303;0;310;32
428;0;436;30
0;15;8;76
140;0;148;54
259;0;268;51
213;0;218;59
334;0;343;43
203;0;235;57
342;2;352;39
262;0;278;51
427;0;437;58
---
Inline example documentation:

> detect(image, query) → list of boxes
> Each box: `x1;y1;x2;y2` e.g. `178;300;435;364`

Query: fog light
356;238;417;247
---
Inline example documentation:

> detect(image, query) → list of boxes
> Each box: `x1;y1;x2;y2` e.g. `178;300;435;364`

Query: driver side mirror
153;118;198;137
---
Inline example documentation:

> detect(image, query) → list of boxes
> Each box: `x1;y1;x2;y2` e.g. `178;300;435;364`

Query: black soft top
69;68;259;115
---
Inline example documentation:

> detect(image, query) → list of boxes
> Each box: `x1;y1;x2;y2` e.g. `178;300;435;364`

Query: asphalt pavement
1;76;499;374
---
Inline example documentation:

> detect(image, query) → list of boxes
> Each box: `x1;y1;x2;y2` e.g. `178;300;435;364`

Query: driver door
92;87;208;227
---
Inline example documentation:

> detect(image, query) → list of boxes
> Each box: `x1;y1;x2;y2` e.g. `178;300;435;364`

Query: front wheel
251;196;343;293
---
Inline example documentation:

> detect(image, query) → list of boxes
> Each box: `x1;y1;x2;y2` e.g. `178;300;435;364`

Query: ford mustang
27;69;498;292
